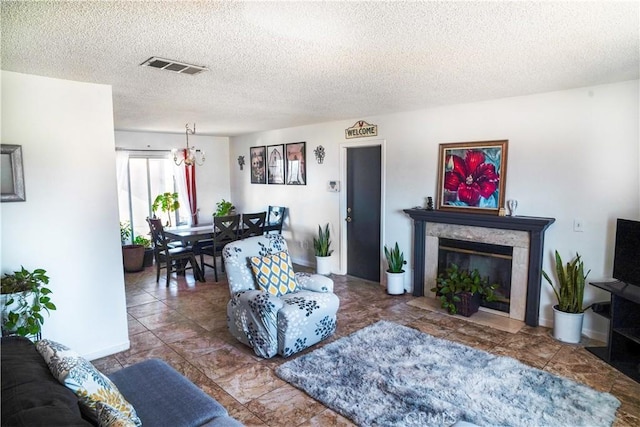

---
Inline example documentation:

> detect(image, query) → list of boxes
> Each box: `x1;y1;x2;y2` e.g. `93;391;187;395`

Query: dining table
164;222;281;244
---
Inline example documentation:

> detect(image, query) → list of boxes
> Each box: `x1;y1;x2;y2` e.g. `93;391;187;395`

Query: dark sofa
1;336;242;427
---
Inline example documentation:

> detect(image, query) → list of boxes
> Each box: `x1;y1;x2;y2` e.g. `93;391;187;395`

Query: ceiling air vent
140;57;208;75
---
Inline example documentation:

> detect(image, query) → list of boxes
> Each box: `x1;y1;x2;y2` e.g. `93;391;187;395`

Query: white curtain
115;151;130;224
172;160;192;226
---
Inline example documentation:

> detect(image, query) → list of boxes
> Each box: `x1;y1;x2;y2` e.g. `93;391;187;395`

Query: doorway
340;141;384;282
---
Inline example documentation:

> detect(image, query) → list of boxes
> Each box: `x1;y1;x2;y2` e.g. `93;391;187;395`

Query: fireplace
438;238;513;315
404;209;555;326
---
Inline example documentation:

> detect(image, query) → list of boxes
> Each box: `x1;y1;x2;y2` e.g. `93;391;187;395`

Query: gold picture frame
436;140;508;214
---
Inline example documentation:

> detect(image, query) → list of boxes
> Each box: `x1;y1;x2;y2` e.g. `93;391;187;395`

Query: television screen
613;218;640;286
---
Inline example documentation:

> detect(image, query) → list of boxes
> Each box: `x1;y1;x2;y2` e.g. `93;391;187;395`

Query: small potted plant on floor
313;223;333;275
431;263;497;317
384;242;407;295
121;221;145;272
1;267;56;339
542;250;590;344
134;235;153;267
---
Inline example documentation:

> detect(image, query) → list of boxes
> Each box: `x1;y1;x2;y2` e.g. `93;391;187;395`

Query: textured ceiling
2;1;638;136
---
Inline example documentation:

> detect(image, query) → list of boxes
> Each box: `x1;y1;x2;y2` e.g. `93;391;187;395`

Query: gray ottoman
109;358;242;427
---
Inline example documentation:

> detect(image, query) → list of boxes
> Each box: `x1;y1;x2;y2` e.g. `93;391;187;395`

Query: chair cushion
36;339;141;426
250;251;299;297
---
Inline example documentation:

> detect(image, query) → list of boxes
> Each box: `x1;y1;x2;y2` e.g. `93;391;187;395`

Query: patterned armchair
222;234;339;358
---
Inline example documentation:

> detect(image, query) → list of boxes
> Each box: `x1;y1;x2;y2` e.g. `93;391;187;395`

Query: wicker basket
454;291;481;317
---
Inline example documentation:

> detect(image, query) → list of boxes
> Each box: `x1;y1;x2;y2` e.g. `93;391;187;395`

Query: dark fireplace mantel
404;209;555;326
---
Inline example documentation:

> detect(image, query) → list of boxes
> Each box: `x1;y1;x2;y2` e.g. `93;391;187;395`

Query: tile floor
93;263;640;426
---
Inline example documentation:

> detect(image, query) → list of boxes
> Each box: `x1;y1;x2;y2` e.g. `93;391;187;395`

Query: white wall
230;80;640;341
1;71;128;359
114;131;231;223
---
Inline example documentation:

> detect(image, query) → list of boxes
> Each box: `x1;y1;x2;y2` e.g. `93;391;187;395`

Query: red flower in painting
444;150;499;206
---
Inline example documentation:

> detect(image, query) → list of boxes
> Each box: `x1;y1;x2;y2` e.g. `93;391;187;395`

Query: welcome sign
345;120;378;139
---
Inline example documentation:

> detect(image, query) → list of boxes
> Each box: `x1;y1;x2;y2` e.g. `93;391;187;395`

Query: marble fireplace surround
404;209;555;326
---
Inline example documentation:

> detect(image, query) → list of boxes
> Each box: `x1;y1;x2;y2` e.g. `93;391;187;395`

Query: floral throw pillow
96;402;139;427
36;339;141;426
250;250;299;297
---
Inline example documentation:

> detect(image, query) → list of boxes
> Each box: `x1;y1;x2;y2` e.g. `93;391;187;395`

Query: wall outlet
573;218;585;232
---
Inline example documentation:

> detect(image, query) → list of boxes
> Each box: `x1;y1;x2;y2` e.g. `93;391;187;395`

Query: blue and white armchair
222;234;339;358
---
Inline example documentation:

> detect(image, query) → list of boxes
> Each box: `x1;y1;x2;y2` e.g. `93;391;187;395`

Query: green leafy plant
542;251;590;314
430;263;496;315
120;221;132;244
133;235;151;248
214;199;235;217
152;192;180;227
1;267;56;337
384;243;407;273
313;223;333;257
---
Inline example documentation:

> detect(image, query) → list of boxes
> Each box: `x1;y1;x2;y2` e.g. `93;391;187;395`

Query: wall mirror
1;144;26;202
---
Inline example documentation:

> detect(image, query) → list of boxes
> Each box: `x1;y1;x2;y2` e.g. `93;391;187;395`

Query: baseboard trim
83;340;130;361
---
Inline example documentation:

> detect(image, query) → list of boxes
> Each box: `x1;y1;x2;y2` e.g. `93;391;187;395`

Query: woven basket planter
454;291;481;317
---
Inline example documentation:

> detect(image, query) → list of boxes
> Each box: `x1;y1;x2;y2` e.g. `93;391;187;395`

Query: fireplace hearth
404;209;555;326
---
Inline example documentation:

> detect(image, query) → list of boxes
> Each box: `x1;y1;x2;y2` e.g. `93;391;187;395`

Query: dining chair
195;214;240;282
146;218;203;285
240;212;266;239
266;206;286;234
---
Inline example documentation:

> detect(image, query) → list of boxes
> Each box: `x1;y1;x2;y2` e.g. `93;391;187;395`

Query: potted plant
214;199;235;217
120;221;145;272
1;267;56;339
542;251;590;343
152;192;180;227
134;235;153;267
313;223;333;275
384;242;407;295
430;263;497;317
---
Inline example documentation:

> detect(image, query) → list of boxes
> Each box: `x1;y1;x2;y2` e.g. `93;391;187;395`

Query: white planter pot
386;271;405;295
316;256;332;276
552;305;584;344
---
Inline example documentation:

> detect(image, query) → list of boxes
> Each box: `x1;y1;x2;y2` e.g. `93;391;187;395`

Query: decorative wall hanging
345;120;378;139
250;146;266;184
285;142;306;185
267;145;285;184
1;144;26;202
314;145;325;164
237;155;245;170
436;140;508;215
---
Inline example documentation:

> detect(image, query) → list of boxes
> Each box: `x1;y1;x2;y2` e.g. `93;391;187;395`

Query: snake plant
542;251;590;313
384;242;407;273
313;223;333;257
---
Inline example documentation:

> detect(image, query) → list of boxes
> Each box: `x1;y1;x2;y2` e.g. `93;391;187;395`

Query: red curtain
184;149;198;225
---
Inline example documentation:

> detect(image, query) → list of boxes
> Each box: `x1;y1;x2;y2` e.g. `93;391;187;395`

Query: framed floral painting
436;140;508;214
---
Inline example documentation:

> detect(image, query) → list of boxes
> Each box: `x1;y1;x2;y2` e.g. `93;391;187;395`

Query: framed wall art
267;144;285;184
1;144;26;202
436;140;508;214
285;142;306;185
250;146;266;184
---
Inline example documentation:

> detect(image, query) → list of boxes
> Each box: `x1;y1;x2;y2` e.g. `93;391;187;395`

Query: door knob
346;216;352;222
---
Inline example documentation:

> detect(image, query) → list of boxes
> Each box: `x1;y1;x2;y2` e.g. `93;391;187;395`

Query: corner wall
1;71;128;359
230;80;640;341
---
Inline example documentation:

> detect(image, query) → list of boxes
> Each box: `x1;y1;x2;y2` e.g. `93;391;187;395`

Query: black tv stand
587;280;640;383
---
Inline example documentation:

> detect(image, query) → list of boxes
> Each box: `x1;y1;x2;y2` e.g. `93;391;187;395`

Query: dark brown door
346;145;381;282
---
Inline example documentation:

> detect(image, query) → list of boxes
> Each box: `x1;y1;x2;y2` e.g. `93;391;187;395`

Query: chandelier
172;123;205;166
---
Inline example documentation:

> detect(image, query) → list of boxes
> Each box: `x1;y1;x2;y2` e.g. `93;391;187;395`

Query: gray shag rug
275;320;620;427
